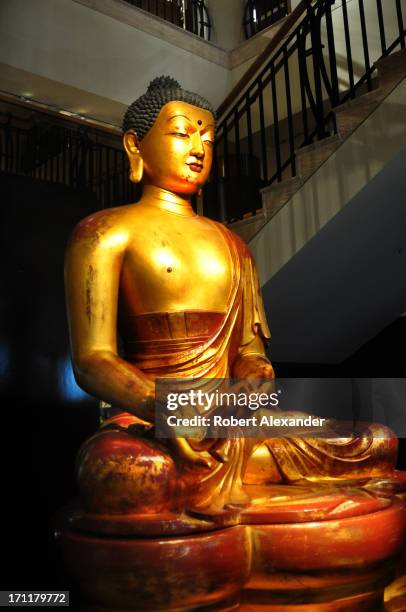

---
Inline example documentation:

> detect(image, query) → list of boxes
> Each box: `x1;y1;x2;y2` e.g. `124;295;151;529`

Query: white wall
208;0;245;50
0;0;231;123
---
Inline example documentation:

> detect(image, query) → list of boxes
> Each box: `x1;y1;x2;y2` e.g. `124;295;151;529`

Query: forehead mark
167;113;213;128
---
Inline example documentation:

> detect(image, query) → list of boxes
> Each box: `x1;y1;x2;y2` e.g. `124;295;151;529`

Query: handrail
217;0;312;118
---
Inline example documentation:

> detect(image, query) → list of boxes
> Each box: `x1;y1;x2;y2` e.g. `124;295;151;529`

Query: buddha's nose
190;132;204;158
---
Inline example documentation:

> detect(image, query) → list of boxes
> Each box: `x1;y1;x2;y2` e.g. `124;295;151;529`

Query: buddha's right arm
64;212;155;422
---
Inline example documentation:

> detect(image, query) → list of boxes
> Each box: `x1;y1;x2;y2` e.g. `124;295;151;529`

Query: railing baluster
15;130;20;175
257;78;268;184
270;61;282;181
52;141;56;183
88;142;92;195
248;0;252;38
325;0;340;106
116;150;120;203
121;150;126;203
223;123;229;180
105;149;109;208
245;93;256;214
234;110;241;178
253;0;258;36
193;1;197;36
341;0;355;98
62;131;66;185
220;124;230;222
68;131;73;186
358;0;372;90
101;147;106;207
246;93;254;177
108;149;112;207
396;0;405;49
0;127;3;173
309;7;327;139
97;141;102;203
56;142;60;184
199;1;204;38
376;0;387;55
297;32;309;144
5;125;11;174
283;48;296;177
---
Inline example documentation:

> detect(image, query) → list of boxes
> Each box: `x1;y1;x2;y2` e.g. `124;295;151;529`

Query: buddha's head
122;76;215;196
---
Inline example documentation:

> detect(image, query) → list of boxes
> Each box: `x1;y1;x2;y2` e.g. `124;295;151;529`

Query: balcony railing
244;0;290;39
0;103;138;209
124;0;212;41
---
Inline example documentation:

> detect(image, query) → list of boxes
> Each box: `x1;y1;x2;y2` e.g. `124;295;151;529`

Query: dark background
1;174;99;591
1;173;405;591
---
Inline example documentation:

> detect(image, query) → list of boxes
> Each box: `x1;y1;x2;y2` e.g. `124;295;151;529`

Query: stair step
334;88;389;140
261;175;302;216
377;48;406;88
295;134;342;182
335;50;406;141
228;211;266;242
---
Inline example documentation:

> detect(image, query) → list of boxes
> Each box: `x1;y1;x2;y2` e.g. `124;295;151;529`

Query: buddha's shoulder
207;219;252;258
68;204;135;247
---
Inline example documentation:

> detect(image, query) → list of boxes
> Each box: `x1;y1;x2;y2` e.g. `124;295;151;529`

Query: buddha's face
125;100;215;196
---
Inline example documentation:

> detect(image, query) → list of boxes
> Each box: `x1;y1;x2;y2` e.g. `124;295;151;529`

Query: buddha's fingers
171;437;215;469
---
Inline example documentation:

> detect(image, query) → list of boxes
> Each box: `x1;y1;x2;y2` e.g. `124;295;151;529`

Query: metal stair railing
205;0;406;224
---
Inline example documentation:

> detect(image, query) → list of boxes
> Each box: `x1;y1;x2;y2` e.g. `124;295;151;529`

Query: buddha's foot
244;424;398;485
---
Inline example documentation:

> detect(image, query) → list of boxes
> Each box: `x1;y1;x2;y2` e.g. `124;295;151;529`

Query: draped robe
88;221;397;511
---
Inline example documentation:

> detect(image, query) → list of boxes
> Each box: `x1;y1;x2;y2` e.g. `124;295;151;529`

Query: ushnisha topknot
122;76;216;140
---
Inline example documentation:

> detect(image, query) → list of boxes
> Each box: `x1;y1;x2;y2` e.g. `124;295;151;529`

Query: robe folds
96;222;397;511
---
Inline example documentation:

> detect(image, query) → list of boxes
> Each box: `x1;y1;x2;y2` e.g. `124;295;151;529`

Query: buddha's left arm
231;242;275;380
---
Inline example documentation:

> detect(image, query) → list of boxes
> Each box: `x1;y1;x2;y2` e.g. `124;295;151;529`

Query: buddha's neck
141;185;196;217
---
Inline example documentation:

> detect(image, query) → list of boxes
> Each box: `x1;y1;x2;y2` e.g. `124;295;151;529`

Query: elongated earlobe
123;130;144;183
129;157;143;183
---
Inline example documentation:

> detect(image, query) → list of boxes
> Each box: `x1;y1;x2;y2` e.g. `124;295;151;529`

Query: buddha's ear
123;130;143;183
123;129;140;155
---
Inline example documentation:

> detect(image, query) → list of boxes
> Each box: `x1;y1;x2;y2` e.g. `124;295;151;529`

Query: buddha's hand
233;354;275;380
170;437;215;469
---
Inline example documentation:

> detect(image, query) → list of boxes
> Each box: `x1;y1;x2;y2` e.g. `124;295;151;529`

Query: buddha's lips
188;163;203;173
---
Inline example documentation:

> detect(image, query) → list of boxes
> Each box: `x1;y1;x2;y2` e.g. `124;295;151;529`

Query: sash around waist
120;310;226;358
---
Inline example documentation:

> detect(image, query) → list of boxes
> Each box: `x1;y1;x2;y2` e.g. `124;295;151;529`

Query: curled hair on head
122;76;216;140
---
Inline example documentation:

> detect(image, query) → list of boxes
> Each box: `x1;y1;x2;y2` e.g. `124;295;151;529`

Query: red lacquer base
56;479;406;611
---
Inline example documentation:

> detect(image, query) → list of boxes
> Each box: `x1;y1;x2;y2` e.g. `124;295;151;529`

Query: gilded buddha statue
65;77;397;516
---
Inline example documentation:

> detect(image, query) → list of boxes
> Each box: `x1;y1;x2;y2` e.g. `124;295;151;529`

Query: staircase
230;47;406;245
204;0;406;240
207;0;406;364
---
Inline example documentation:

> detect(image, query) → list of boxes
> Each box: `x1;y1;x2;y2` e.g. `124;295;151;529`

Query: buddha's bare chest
119;222;233;314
